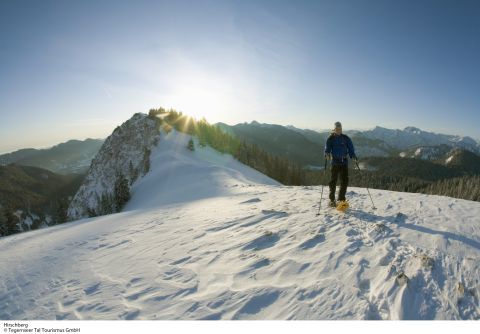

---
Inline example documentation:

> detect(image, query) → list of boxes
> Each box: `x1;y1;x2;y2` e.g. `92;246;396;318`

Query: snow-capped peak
404;126;422;134
365;126;480;154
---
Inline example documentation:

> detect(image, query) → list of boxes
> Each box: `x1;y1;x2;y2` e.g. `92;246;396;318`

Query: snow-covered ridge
399;145;451;160
67;113;160;220
125;129;280;210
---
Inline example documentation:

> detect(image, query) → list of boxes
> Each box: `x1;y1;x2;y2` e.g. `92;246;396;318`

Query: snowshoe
328;200;337;208
336;200;349;212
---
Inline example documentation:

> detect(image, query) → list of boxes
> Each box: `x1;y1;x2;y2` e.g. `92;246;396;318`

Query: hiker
324;121;357;207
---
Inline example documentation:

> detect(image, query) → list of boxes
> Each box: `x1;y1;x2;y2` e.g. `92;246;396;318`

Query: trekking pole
355;160;377;210
316;158;328;216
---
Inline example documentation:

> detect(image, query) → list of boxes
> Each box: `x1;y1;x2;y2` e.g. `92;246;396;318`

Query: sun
162;68;231;123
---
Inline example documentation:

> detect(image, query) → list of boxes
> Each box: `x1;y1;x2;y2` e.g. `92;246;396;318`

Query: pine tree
0;206;20;236
54;198;69;224
142;148;151;175
0;206;7;237
114;173;130;212
99;192;113;215
187;138;195;151
31;218;42;230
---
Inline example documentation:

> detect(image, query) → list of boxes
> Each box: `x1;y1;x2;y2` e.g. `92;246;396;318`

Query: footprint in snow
261;210;288;217
121;309;141;320
298;234;326;250
378;251;396;266
242;232;281;251
345;228;360;237
232;290;281;319
240;198;262;204
83;282;101;295
345;240;363;254
170;256;191;265
238;211;287;228
236;258;271;277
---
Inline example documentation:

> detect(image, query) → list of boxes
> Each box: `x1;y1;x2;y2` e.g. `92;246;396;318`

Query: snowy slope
1;131;479;320
125;130;279;209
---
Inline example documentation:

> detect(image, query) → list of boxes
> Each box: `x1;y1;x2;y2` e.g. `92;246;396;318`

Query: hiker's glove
325;153;332;160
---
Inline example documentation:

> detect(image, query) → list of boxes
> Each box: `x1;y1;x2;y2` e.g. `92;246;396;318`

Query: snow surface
1;131;479;320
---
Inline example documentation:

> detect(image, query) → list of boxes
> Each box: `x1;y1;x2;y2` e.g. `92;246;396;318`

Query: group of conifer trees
422;175;480;201
148;108;306;185
0;205;19;237
304;167;480;202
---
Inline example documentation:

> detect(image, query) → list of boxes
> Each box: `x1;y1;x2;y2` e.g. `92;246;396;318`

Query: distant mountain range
216;121;480;168
2;124;477;175
0;138;103;233
0;138;104;174
0;164;84;233
364;126;479;153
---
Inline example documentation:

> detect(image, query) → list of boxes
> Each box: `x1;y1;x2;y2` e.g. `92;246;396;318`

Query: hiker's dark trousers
329;164;349;201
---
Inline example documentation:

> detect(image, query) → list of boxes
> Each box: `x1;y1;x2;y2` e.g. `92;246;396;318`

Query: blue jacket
324;133;356;165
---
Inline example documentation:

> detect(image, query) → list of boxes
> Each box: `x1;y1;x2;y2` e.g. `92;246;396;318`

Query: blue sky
1;0;479;153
